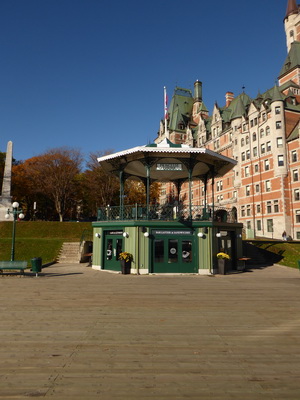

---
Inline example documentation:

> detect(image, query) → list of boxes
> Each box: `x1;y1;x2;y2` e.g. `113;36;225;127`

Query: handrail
79;229;93;249
97;204;237;223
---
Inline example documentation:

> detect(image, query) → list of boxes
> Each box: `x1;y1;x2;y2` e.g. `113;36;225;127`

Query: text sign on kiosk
156;163;183;171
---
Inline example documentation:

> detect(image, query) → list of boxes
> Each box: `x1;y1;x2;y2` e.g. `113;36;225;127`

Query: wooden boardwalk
0;263;299;399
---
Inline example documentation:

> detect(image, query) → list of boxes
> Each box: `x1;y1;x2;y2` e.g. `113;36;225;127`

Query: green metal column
204;175;208;215
188;167;192;219
119;169;124;220
211;167;215;218
146;164;150;217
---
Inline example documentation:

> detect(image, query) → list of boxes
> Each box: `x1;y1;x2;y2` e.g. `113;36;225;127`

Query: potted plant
118;252;133;274
216;252;230;275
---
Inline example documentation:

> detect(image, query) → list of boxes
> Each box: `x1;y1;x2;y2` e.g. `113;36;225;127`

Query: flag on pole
164;86;168;120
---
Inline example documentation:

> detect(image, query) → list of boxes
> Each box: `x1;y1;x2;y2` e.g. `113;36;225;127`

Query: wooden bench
238;257;251;271
0;261;28;275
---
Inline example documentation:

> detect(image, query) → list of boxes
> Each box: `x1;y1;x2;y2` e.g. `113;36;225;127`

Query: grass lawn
252;241;300;269
0;221;92;266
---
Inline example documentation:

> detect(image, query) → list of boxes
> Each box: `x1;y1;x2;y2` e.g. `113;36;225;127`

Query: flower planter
218;258;226;275
120;260;131;275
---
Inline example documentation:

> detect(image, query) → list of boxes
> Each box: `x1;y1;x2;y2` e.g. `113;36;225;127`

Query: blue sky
0;0;289;163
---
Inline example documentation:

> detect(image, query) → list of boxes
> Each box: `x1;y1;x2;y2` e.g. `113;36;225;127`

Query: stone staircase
57;242;81;264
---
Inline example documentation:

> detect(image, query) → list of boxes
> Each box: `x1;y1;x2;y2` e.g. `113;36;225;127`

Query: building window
277;137;283;148
267;201;272;213
257;204;261;213
253;147;257;157
265;180;271;192
267;219;273;233
257;220;262;231
261;143;266;154
255;184;260;193
233;191;237;198
216;181;223;191
262;113;266;121
296;210;300;223
254;164;259;173
242;152;245;161
245;166;249;177
267;141;271;152
260;129;264;138
276;121;282;129
278;155;284;166
247;221;251;229
241;138;245;147
246;150;250;159
293;169;299;182
241;206;245;217
246;185;250;196
247;206;251;216
274;200;279;213
292;150;298;162
250;120;254;128
254;118;258;126
246;136;249;145
266;126;270;136
243;123;247;132
275;106;281;114
295;189;300;201
253;133;257;141
297;232;300;240
265;159;270;171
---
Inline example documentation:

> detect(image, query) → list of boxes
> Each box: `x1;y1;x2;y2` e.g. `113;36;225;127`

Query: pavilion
92;139;243;274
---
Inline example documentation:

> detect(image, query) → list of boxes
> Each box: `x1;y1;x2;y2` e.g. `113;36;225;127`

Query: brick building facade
155;0;300;240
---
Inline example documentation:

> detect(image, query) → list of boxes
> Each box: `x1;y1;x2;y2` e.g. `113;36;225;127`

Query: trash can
31;257;42;274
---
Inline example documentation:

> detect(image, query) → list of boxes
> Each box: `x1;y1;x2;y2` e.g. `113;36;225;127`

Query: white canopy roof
97;139;236;182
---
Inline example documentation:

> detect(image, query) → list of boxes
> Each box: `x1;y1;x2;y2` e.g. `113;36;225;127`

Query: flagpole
164;86;168;139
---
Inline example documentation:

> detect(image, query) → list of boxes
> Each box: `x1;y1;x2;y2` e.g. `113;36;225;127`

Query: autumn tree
82;151;119;217
124;180;161;205
12;147;83;221
0;152;5;185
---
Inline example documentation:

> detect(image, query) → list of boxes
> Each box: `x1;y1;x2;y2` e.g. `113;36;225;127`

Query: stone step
57;242;81;264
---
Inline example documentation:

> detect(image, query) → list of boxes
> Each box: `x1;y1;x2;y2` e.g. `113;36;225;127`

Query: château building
156;0;300;240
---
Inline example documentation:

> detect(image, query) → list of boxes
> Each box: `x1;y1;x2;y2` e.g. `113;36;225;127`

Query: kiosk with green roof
92;139;243;275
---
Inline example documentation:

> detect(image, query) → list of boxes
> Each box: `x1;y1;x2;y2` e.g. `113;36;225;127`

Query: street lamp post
5;202;25;261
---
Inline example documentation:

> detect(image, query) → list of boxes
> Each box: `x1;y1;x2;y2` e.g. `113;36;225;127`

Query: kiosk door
152;230;196;273
104;232;123;271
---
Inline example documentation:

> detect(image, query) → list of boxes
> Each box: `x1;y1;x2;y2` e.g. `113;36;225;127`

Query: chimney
225;91;234;107
194;80;202;102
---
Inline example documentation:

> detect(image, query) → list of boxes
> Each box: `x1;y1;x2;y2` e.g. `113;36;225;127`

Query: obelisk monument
0;141;13;221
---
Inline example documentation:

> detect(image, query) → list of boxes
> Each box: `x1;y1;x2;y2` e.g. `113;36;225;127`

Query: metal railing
97;204;237;223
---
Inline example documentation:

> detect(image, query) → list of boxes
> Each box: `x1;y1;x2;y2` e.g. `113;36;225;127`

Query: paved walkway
0;264;300;399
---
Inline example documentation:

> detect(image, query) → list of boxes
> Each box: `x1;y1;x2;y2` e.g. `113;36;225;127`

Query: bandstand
92;139;243;275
